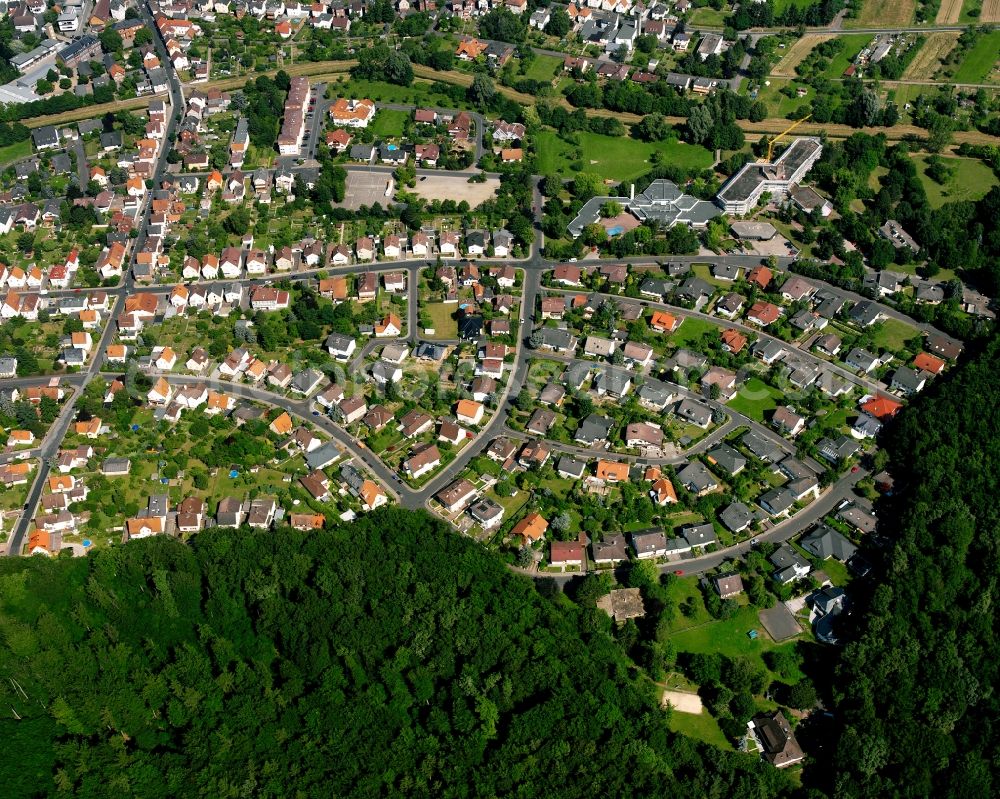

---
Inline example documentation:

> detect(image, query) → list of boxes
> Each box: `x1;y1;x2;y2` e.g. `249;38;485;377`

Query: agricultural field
912;154;999;207
935;0;964;23
534;130;713;183
982;0;1000;23
772;35;834;78
902;32;961;80
952;30;1000;83
847;0;915;27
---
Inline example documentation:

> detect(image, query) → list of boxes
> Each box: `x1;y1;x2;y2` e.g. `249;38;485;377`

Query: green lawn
772;0;817;12
871;318;920;352
535;130;713;183
693;261;731;288
822;34;873;78
814;556;851;588
952;30;1000;83
668;708;732;750
369;109;408;138
687;6;730;26
0;139;32;167
522;54;562;83
422;302;459;339
755;78;814;119
729;377;784;422
959;0;984;23
672;602;805;659
912;155;998;208
669;316;720;349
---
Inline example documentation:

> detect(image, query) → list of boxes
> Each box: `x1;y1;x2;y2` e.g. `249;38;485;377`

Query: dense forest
830;336;1000;797
0;510;793;798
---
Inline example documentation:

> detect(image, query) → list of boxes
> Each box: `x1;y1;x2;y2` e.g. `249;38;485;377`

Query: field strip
935;0;963;24
851;0;916;26
983;0;1000;22
903;32;961;80
772;35;833;77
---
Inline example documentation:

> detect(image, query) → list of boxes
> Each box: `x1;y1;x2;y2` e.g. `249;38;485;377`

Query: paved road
4;295;119;555
156;374;404;504
2;43;944;562
543;285;887;394
514;468;869;585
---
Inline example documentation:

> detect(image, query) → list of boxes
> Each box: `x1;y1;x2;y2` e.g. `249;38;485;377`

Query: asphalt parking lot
342;170;395;210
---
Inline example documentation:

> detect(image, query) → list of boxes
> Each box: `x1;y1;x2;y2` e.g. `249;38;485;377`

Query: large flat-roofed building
716;137;822;215
568;179;721;238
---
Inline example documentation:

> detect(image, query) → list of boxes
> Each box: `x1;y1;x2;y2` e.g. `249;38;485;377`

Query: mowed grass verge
534;130;713;183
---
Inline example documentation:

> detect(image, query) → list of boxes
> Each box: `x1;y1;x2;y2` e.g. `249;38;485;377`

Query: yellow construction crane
760;115;812;163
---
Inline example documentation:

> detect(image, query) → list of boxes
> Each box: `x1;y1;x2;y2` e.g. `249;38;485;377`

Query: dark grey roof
557;456;587;478
770;544;810;572
593;367;632;396
800;524;857;562
32;126;59;148
720;502;753;532
818;434;860;463
677;461;716;492
638;378;674;408
575;413;613;444
760;487;796;515
682;523;717;547
536;327;576;351
706;444;746;475
674;398;712;427
306;442;339;470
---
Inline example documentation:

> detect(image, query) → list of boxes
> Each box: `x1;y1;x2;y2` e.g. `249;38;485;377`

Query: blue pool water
82;539;92;547
386;144;398;151
229;469;239;478
607;226;624;236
